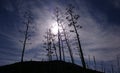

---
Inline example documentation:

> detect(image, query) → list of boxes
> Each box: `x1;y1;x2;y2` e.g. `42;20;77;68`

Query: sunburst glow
51;25;58;35
51;22;63;35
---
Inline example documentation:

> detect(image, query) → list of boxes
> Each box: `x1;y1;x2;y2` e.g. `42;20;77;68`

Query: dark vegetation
0;60;103;73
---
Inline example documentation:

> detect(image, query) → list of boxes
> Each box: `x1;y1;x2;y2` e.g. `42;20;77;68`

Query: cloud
29;0;120;63
73;1;120;62
0;1;120;71
110;0;120;8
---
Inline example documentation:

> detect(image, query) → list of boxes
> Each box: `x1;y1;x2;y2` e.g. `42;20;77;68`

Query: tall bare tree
100;61;104;72
54;8;62;60
20;10;34;62
54;7;75;63
88;55;91;69
43;29;53;61
60;22;75;63
93;56;96;70
52;39;58;60
61;36;65;61
66;4;86;68
111;64;114;73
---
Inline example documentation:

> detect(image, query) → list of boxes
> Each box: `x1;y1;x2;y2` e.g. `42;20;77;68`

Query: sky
0;0;120;72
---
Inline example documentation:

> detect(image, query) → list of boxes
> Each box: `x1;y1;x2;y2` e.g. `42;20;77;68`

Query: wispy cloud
17;0;120;62
75;0;120;62
0;1;120;70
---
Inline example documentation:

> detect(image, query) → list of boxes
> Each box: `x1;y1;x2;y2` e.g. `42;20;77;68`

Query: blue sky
0;0;120;72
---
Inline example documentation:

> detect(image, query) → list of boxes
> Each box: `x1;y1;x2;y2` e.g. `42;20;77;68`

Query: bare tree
61;36;65;61
88;55;91;69
54;8;62;60
100;61;104;72
93;56;97;70
54;7;75;63
43;29;53;61
111;64;114;73
66;4;86;68
20;10;34;62
60;22;75;63
52;39;58;60
86;55;91;69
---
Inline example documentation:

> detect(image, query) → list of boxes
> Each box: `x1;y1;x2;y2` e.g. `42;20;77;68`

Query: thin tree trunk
101;61;104;72
21;23;29;62
111;64;114;73
70;13;86;68
65;5;86;66
46;29;52;61
48;29;52;61
49;42;52;61
61;38;65;61
58;30;62;60
93;56;96;70
52;40;58;60
88;55;91;69
46;30;50;61
74;24;86;68
55;8;62;60
61;24;74;63
103;67;106;73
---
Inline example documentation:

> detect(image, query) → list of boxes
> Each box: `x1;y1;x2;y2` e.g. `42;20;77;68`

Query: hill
0;60;104;73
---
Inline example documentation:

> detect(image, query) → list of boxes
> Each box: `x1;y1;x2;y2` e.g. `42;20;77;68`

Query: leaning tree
66;4;86;69
54;7;75;63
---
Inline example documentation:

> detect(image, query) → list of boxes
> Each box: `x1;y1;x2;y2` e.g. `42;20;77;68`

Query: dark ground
0;60;104;73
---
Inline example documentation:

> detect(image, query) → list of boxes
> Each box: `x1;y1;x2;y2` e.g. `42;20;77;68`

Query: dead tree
54;7;75;63
66;4;86;68
100;61;104;72
54;8;62;60
47;29;53;61
43;29;53;61
93;56;97;70
111;64;114;73
52;37;58;60
60;22;75;63
20;10;34;62
86;55;91;69
61;36;65;61
88;55;91;69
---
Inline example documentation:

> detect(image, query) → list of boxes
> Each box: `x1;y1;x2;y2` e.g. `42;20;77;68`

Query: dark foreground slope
0;60;103;73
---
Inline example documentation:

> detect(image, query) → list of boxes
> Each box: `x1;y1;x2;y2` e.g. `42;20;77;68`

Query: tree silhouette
66;4;86;68
88;55;91;69
52;38;58;60
60;22;75;63
61;37;65;61
111;64;114;73
19;9;35;62
93;56;97;70
100;61;104;72
54;7;75;63
54;7;62;60
43;29;53;61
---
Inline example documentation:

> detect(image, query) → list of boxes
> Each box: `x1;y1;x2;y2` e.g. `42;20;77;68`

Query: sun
51;24;58;35
51;21;63;35
51;25;58;34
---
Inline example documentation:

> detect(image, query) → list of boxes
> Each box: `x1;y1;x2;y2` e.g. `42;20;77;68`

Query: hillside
0;60;104;73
